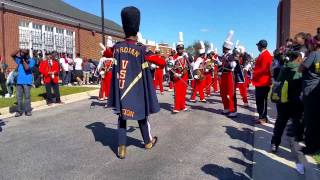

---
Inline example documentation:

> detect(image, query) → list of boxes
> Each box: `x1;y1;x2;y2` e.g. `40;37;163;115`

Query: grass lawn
0;86;98;109
314;153;320;166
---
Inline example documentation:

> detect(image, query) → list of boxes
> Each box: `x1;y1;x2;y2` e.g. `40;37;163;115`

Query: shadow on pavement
201;164;250;180
159;103;172;112
86;122;144;156
230;146;253;162
229;157;252;179
90;101;107;108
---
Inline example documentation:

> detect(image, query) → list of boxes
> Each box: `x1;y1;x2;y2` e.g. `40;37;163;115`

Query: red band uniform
191;55;206;101
173;55;189;112
99;57;113;100
39;56;61;104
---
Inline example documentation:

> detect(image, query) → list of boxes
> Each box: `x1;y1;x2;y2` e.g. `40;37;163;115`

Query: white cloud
200;28;210;32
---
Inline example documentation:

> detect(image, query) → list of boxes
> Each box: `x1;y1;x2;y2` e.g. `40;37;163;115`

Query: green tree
186;41;211;57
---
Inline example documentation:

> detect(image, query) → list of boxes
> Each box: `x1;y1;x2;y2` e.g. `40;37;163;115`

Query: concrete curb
0;89;99;119
288;136;320;179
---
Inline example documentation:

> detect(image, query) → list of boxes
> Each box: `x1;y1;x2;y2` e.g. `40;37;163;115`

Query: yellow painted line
254;148;296;169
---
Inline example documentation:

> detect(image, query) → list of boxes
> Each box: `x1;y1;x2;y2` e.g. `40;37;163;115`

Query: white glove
107;38;113;48
151;64;157;69
174;73;182;78
183;52;189;58
244;64;251;71
100;71;105;76
230;61;237;70
194;75;199;79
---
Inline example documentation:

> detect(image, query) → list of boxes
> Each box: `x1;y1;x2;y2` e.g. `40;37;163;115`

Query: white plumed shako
223;30;234;50
199;41;206;54
177;32;184;46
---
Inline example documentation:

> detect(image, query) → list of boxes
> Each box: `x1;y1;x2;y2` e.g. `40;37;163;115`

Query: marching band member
236;45;252;107
105;6;165;159
212;48;220;94
190;41;206;102
172;32;189;113
153;44;165;94
167;45;177;92
204;43;215;97
220;30;238;117
98;36;114;101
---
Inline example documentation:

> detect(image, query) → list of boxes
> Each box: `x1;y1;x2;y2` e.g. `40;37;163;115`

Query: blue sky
64;0;278;56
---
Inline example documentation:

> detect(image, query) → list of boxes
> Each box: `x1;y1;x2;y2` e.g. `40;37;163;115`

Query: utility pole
101;0;105;45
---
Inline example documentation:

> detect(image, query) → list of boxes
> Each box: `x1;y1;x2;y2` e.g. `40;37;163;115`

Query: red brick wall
277;0;291;47
0;11;123;69
0;8;4;62
277;0;320;47
290;0;320;38
78;29;122;60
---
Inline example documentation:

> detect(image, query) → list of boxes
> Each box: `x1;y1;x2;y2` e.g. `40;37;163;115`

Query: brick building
0;0;172;70
277;0;320;47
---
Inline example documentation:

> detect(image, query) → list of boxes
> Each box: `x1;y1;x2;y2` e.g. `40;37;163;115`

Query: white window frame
18;20;75;57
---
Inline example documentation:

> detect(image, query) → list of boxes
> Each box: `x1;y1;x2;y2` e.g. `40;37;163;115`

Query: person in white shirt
59;53;69;85
67;54;74;85
73;53;83;85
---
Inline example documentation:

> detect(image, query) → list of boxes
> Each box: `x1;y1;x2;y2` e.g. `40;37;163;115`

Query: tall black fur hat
121;6;140;37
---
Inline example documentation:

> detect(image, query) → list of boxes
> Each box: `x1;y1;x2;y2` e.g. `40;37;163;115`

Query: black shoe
25;112;32;116
294;136;304;142
271;144;278;153
301;147;318;155
15;112;23;117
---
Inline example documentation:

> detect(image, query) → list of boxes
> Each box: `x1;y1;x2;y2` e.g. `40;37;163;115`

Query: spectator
0;64;8;98
39;52;62;105
59;53;70;85
89;59;97;84
252;40;273;124
74;53;83;85
299;34;320;154
6;69;17;98
67;54;74;85
271;51;304;153
82;57;91;85
293;32;308;55
32;50;43;88
272;49;285;81
11;49;36;117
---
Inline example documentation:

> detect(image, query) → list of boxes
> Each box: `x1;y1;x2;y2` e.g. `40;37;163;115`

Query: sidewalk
0;89;99;119
252;95;320;180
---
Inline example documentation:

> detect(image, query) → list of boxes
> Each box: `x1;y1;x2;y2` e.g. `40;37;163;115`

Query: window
19;21;30;49
31;23;42;50
55;33;65;53
45;26;53;32
56;28;64;34
32;23;42;30
18;21;75;55
65;30;74;54
19;21;29;28
66;30;73;36
44;26;54;52
19;28;30;49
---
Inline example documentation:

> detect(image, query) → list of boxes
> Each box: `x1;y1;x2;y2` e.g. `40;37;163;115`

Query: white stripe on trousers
147;119;152;141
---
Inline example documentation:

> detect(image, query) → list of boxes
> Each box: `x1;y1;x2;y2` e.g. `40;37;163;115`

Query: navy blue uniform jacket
108;40;160;120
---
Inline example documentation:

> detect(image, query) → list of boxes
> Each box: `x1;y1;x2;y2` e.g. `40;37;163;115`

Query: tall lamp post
101;0;105;45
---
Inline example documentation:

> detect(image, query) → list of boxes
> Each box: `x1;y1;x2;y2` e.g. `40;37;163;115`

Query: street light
101;0;105;46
